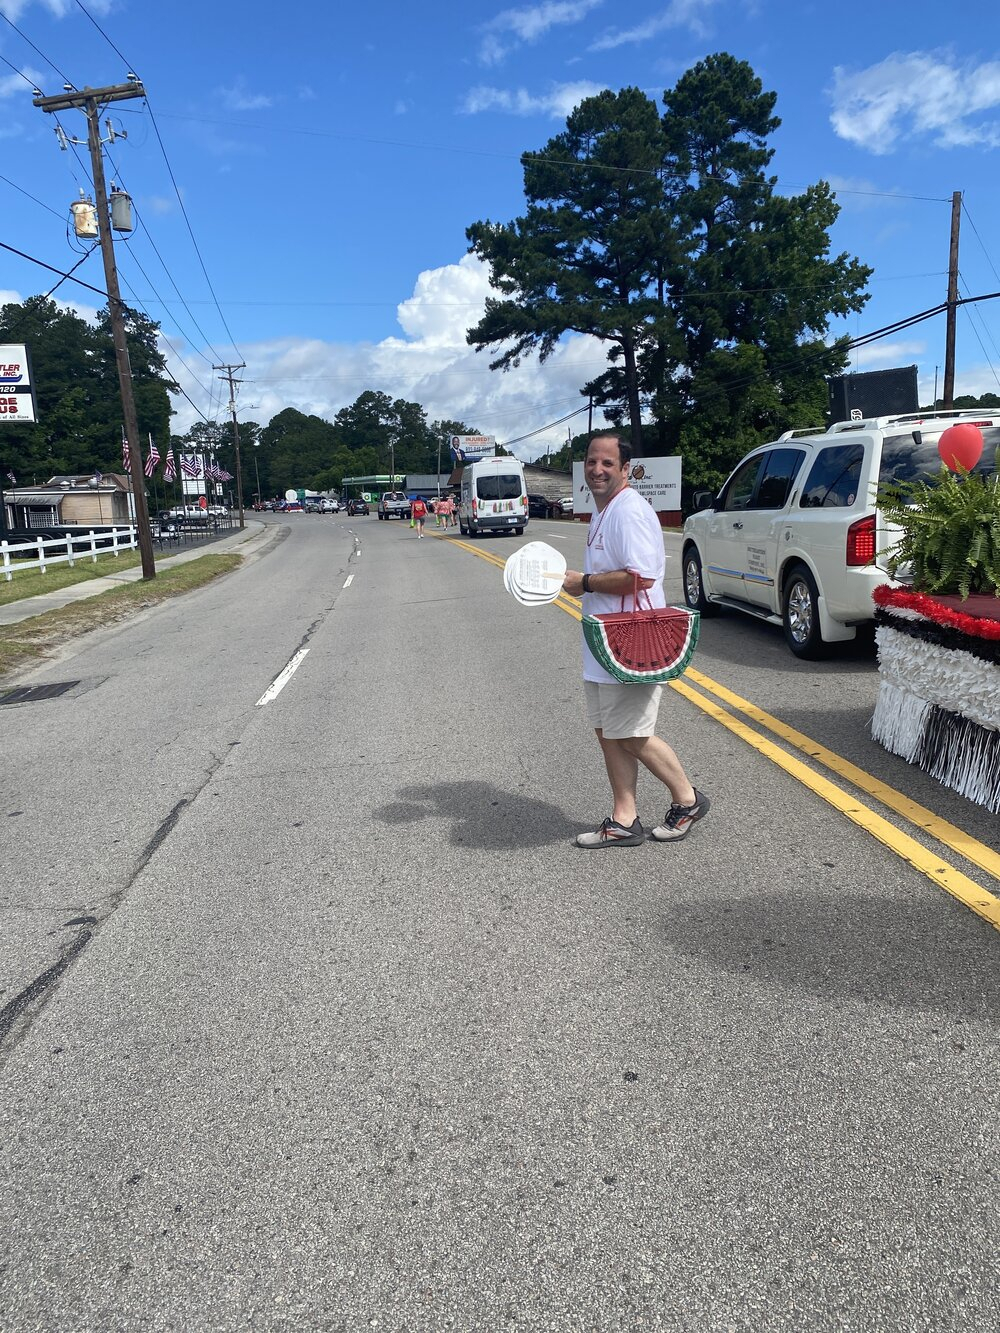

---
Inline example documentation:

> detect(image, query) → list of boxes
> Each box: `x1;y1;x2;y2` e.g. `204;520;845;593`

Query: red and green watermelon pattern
583;605;700;683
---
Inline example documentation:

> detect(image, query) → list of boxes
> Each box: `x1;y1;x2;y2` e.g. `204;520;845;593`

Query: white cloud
590;0;719;51
0;1;111;19
479;0;604;65
462;79;607;119
830;51;1000;154
218;80;273;112
848;339;926;371
0;66;43;98
167;254;612;460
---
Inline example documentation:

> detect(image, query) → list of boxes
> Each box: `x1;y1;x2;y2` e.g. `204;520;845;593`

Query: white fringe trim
920;712;1000;814
875;625;1000;732
871;678;930;762
871;679;1000;812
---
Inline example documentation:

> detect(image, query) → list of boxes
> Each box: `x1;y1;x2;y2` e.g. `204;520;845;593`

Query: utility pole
214;363;246;529
943;190;962;410
34;80;156;580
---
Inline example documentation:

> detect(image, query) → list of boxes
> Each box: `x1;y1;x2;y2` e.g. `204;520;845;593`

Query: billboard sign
0;344;37;423
450;434;495;463
571;456;682;517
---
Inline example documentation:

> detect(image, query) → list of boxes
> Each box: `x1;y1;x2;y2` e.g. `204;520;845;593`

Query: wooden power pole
34;79;156;579
942;190;962;410
214;363;247;530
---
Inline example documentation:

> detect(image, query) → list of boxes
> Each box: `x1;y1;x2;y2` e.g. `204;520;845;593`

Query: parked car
558;495;574;514
681;409;1000;658
527;493;554;518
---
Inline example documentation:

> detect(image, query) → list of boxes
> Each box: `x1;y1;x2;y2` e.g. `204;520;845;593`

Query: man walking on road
411;495;428;538
562;432;709;848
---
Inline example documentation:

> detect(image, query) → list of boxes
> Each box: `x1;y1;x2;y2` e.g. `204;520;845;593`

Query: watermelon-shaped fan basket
583;578;699;683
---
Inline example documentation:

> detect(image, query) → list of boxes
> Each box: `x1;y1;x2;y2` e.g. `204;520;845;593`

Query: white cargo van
458;456;528;537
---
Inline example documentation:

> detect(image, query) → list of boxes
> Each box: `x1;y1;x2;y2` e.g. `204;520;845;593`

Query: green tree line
0;297;477;500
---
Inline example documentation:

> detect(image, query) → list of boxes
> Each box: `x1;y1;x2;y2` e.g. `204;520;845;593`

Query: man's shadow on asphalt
376;781;578;850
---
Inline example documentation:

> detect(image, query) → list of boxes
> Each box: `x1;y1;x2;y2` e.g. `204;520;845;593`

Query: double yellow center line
446;534;1000;932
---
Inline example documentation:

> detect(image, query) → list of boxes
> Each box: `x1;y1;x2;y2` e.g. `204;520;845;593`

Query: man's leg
621;734;696;807
597;730;641;826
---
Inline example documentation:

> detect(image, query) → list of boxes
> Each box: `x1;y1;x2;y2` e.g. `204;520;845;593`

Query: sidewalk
0;520;269;628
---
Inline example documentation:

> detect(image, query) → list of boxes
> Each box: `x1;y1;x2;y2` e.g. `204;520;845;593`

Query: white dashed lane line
344;574;354;587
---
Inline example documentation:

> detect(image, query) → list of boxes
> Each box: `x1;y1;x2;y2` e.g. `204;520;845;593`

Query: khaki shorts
584;680;662;740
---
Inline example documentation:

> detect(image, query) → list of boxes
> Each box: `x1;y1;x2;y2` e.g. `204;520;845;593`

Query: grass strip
0;550;145;606
0;553;242;680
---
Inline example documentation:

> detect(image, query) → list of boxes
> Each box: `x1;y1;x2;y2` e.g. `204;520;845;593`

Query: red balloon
938;423;984;472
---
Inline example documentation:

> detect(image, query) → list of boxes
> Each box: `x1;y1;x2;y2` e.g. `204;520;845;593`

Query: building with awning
2;474;133;531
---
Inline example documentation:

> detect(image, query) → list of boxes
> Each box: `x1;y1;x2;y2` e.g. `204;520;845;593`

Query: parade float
871;422;1000;812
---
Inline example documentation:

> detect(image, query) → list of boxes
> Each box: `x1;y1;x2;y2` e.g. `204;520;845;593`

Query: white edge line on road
255;648;309;707
344;574;354;587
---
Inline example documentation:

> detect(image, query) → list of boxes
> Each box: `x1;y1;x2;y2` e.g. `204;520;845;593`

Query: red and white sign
0;344;37;423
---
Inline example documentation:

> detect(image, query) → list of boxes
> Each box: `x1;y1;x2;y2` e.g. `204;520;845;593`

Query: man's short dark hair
586;431;632;469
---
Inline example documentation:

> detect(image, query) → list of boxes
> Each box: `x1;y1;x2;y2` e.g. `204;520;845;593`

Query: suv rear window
800;443;865;508
476;473;522;501
879;427;1000;485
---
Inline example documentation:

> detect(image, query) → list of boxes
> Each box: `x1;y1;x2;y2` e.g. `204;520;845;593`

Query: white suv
681;410;1000;658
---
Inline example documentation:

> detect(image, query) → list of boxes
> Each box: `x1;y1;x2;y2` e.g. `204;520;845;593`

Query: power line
72;0;132;68
102;145;229;365
142;95;244;361
127;106;958;206
958;274;1000;392
0;237;109;299
0;11;73;85
0;172;68;222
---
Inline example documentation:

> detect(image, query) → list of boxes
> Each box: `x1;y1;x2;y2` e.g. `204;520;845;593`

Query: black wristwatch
582;574;591;594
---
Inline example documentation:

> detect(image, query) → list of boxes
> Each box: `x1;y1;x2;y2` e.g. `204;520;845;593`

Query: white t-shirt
581;485;666;683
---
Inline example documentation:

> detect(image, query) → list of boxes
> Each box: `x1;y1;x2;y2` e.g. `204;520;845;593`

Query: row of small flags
121;429;231;484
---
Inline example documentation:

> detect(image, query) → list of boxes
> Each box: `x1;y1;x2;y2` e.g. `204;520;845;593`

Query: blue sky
2;0;1000;459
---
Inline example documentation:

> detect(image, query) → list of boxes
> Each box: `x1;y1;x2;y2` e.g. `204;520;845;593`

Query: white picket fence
1;527;137;582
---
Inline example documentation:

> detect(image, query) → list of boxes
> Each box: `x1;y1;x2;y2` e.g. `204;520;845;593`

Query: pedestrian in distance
411;495;428;538
562;432;710;849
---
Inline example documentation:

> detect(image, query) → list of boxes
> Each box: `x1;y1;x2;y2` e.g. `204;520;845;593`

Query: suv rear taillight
846;513;876;566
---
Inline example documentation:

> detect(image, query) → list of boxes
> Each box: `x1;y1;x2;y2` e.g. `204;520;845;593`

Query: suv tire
782;564;827;659
682;546;716;616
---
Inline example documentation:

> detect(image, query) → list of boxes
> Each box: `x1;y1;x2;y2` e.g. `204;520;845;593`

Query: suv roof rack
827;408;1000;433
777;427;826;441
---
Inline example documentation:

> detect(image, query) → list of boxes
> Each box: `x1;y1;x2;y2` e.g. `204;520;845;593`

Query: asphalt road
0;511;997;1331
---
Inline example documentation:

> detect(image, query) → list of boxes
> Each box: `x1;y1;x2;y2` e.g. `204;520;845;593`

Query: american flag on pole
121;425;130;471
144;435;160;478
163;449;175;482
94;469;103;484
6;470;16;484
180;453;202;478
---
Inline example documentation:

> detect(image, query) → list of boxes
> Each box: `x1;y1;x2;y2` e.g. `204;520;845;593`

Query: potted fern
878;466;1000;601
871;426;1000;813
